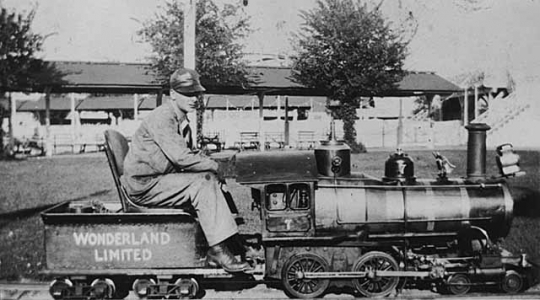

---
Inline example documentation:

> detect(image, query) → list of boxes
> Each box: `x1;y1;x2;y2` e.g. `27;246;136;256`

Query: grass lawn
0;148;539;281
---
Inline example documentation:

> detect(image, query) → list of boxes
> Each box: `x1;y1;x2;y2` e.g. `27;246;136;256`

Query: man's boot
207;242;253;273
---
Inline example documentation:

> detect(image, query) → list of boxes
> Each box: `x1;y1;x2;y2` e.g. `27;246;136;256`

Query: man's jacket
122;100;218;195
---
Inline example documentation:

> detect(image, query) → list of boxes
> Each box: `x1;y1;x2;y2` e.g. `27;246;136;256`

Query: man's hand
215;160;227;183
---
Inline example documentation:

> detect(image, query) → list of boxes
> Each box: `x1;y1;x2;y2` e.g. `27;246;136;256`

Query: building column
257;92;265;151
464;88;469;125
44;87;52;157
133;94;139;120
397;98;403;147
474;84;479;120
7;92;15;155
284;96;290;146
183;0;196;69
70;93;77;153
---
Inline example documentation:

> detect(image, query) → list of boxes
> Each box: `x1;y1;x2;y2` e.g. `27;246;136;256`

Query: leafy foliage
291;0;408;152
0;6;66;156
0;6;48;92
139;0;252;142
138;0;251;88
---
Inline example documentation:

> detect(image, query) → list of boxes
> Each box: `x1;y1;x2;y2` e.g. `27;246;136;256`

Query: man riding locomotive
121;68;252;273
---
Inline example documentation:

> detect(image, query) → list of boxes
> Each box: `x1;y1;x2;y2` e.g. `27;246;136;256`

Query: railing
265;132;285;150
297;131;317;150
234;132;260;151
471;93;530;135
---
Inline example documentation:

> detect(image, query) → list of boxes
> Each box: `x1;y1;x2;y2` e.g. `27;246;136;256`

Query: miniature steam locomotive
42;122;538;299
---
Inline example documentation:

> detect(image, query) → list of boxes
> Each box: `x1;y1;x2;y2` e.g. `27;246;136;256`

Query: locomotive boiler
41;122;538;299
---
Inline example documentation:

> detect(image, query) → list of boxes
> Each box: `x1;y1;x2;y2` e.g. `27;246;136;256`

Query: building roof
24;61;460;96
17;96;83;111
17;95;155;112
17;94;328;112
397;72;461;94
46;61;159;94
76;95;143;110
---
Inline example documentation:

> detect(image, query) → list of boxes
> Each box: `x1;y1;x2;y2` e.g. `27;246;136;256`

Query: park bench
265;132;285;150
53;133;105;154
79;133;106;153
53;133;84;154
296;130;317;150
200;131;225;152
234;131;260;151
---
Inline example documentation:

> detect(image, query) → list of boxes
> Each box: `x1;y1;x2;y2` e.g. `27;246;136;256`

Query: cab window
266;184;287;210
289;183;310;210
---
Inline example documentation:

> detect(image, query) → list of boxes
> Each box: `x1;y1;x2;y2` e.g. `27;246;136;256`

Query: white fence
12;113;467;155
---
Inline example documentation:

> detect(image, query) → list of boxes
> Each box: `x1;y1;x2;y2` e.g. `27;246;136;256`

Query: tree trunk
196;95;205;146
0;106;4;156
340;103;357;146
337;101;365;153
0;94;5;156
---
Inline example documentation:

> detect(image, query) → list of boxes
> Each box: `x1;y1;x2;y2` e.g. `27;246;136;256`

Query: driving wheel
446;273;471;295
352;251;399;297
281;253;330;299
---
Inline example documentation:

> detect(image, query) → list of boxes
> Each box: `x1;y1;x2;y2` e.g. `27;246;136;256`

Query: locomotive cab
236;151;318;239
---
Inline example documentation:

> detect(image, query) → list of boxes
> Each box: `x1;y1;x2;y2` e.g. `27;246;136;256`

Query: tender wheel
173;278;200;299
501;270;523;294
132;278;156;299
49;278;73;300
446;274;471;295
352;251;399;298
281;253;330;299
90;278;116;299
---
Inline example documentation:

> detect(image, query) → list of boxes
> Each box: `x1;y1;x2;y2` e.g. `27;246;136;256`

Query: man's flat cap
170;68;206;94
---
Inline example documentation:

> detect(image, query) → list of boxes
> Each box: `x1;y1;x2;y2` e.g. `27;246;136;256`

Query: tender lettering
72;231;170;263
94;248;152;262
73;232;171;246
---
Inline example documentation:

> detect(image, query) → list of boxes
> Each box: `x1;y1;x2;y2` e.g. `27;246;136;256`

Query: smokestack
465;123;491;182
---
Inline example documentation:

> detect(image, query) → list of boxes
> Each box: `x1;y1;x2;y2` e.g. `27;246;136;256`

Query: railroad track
1;281;540;299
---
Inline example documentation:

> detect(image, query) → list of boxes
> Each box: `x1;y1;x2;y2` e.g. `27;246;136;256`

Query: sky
2;0;540;88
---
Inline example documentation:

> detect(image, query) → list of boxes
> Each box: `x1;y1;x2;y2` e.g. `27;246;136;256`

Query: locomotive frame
41;123;539;299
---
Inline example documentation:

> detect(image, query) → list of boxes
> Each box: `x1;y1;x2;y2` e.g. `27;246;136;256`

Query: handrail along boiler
41;122;538;299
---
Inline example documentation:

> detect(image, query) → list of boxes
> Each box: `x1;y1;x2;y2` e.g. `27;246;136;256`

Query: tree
291;0;408;152
139;0;252;143
0;6;44;156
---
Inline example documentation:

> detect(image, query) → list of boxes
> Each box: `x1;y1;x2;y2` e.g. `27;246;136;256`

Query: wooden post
382;119;385;148
183;0;196;69
133;94;139;120
284;96;290;146
397;98;403;147
257;92;265;151
44;87;52;156
156;89;163;107
70;93;76;153
183;0;198;140
464;88;469;125
7;92;14;154
474;85;479;121
277;95;281;120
